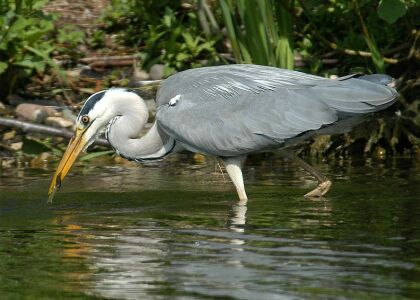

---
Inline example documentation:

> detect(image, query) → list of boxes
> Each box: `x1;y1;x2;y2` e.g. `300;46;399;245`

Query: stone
193;153;206;164
45;116;74;128
149;64;165;80
2;130;16;141
10;142;23;151
16;104;51;123
0;102;6;115
132;69;150;81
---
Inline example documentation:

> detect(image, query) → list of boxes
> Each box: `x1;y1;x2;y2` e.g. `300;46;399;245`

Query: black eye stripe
78;90;106;117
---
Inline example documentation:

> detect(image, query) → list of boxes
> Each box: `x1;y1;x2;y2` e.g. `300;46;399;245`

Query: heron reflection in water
48;64;398;202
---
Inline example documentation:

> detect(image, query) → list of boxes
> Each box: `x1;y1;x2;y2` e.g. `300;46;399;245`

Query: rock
149;64;164;80
10;142;23;151
2;130;16;141
193;153;206;164
16;104;49;123
132;69;150;81
0;102;5;115
45;116;74;128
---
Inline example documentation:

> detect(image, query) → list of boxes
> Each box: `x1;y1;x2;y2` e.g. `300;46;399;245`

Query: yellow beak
48;128;89;202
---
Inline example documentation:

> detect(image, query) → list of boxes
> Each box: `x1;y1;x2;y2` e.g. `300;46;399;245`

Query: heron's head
48;89;145;201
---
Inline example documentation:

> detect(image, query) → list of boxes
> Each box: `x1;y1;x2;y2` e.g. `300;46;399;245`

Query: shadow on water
0;154;419;299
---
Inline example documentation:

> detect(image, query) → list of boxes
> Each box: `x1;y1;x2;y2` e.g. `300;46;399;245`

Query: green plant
140;7;219;75
296;0;418;74
55;25;86;60
0;0;57;101
100;0;220;76
219;0;294;69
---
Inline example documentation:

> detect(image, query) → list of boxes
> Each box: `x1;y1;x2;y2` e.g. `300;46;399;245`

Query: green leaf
176;53;190;61
32;0;50;10
79;150;114;162
22;137;51;155
364;35;385;73
378;0;407;24
0;61;8;74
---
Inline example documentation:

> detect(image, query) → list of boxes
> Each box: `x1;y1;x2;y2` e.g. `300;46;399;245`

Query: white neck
102;92;174;161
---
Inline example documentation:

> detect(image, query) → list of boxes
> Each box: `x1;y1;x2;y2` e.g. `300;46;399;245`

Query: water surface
0;154;419;299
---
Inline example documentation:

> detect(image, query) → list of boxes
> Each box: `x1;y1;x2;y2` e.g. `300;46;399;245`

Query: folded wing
156;65;398;157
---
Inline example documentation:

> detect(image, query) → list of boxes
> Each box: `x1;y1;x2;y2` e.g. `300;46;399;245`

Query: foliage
0;0;417;156
101;0;220;75
220;0;294;69
295;0;418;75
294;0;419;153
377;0;407;24
0;0;56;100
139;7;219;75
55;25;86;60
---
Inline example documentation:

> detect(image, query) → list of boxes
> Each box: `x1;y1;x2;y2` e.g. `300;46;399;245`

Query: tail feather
314;75;399;117
358;74;395;86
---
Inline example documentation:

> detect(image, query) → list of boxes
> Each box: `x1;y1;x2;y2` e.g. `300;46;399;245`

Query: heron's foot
304;180;332;198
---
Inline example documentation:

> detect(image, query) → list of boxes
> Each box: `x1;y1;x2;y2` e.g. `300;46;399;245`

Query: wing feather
155;65;397;157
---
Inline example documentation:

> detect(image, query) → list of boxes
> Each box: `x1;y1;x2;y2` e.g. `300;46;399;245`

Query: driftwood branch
79;55;138;68
0;117;110;147
79;55;138;64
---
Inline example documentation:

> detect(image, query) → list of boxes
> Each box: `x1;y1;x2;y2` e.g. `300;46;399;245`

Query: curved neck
106;100;174;161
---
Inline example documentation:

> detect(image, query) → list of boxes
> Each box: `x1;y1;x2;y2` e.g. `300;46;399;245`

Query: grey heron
48;64;398;202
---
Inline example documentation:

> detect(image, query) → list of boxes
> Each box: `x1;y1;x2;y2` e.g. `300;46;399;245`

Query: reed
219;0;294;69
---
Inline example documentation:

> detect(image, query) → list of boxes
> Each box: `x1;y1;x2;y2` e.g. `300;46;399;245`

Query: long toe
304;180;332;198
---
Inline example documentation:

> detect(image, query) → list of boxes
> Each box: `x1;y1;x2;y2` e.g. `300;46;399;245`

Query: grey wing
155;65;397;157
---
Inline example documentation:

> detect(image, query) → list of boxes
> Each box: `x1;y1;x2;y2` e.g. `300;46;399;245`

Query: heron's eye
81;115;90;125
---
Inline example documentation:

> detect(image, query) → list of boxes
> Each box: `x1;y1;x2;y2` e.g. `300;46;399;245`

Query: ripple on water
0;155;419;299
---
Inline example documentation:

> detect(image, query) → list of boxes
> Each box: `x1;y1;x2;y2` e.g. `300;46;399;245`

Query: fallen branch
79;55;138;64
0;117;110;147
78;54;138;69
90;59;137;68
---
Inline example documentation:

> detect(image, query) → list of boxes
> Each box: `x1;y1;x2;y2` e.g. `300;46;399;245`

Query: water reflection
0;154;419;299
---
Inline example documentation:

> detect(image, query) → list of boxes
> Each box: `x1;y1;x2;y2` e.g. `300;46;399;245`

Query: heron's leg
279;150;332;197
222;156;248;202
